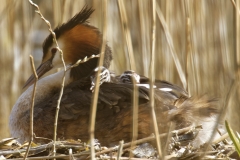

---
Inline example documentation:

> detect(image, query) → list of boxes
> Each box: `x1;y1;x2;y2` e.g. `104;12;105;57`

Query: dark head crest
42;6;95;55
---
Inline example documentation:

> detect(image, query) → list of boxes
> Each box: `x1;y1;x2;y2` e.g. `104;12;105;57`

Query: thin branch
23;56;38;160
28;0;67;158
67;54;100;71
89;1;108;160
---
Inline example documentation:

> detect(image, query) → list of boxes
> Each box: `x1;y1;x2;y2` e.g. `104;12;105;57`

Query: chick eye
51;48;57;54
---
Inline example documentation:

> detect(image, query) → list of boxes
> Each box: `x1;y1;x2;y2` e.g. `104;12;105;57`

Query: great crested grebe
9;6;219;147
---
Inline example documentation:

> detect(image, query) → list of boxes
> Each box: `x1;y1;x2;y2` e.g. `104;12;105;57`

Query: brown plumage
9;6;219;147
17;75;218;146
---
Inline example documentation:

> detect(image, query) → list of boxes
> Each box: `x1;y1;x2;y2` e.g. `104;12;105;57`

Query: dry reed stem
0;0;17;25
23;56;38;160
156;2;187;90
184;0;197;96
0;141;86;157
62;0;72;22
212;133;229;144
28;0;67;158
89;1;108;160
235;0;240;115
117;140;124;160
231;0;240;16
235;0;240;65
7;151;90;160
52;0;62;25
149;0;162;158
117;0;139;157
68;148;74;160
235;3;240;137
137;1;150;76
184;0;190;94
162;122;175;158
117;0;136;70
219;2;231;77
0;0;15;139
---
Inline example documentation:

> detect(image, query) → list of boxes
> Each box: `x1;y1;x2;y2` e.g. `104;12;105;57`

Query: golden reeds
0;0;239;156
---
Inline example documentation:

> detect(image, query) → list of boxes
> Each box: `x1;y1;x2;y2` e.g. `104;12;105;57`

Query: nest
0;125;238;160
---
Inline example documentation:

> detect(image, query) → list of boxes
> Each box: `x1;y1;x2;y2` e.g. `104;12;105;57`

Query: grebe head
24;6;112;89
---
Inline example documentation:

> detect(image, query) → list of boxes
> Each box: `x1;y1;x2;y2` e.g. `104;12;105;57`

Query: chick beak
23;59;53;89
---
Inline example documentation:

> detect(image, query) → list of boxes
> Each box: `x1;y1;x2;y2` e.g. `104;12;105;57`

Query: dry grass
0;0;239;156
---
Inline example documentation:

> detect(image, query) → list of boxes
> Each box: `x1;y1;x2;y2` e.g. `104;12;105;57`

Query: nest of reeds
0;124;238;160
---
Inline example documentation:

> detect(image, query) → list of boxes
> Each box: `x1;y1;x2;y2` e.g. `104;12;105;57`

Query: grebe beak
23;59;53;89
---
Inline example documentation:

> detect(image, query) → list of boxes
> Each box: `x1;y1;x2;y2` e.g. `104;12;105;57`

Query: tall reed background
0;0;239;141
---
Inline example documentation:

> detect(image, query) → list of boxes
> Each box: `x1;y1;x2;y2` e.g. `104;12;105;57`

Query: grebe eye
51;48;57;54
